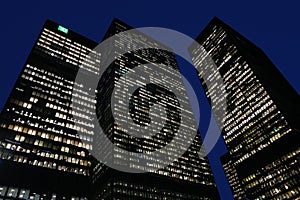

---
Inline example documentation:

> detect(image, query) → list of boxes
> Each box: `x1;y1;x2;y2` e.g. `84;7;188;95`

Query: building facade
0;18;221;200
0;20;99;199
189;17;300;199
91;18;219;199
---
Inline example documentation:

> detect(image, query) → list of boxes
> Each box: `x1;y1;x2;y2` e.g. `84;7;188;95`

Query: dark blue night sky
0;1;299;199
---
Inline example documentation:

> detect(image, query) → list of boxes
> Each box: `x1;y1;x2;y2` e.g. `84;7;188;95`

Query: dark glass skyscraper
0;20;99;199
91;19;219;199
189;17;300;199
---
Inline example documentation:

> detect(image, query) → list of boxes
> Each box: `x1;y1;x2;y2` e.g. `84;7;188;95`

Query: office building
91;18;219;199
0;18;221;200
189;17;300;199
0;20;99;199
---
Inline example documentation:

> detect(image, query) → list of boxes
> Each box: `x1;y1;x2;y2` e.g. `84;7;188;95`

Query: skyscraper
91;18;219;199
0;17;223;200
0;20;99;199
189;17;300;199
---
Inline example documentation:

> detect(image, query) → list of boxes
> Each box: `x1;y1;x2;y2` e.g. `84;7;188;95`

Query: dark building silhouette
0;20;98;199
91;18;219;199
189;17;300;199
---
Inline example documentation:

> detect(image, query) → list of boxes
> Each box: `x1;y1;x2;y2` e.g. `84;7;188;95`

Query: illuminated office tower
91;19;219;199
189;17;300;199
0;20;99;199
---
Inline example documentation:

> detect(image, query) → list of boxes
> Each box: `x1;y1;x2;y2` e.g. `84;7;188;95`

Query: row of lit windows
25;95;94;134
242;149;299;199
27;72;94;108
229;129;292;165
225;101;276;140
42;28;100;63
46;102;92;123
0;184;87;200
1;138;89;167
37;39;100;75
10;99;33;110
106;179;211;199
0;143;90;169
24;68;68;89
9;93;95;135
26;64;68;84
8;104;94;137
0;147;89;176
32;90;70;108
4;124;92;151
230;112;290;159
111;135;213;184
